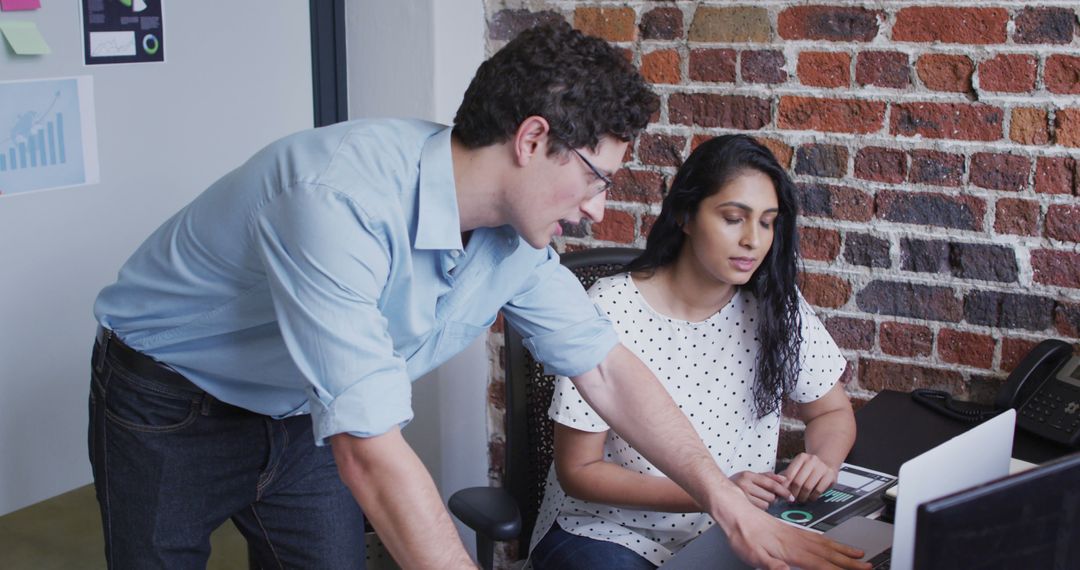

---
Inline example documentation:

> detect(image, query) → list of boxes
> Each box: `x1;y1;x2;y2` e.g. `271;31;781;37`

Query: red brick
778;96;886;134
893;7;1008;44
640;7;683;41
1046;55;1080;95
689;49;736;83
970;153;1031;192
592;208;636;243
610;169;665;204
1057;109;1080;148
641;49;681;85
689;6;771;43
742;50;788;84
797;183;874;222
799;226;841;261
978;54;1037;93
1046;204;1080;243
574;7;637;42
778;6;881;42
824;317;875;351
994;198;1041;237
1031;249;1080;289
1010;108;1050;146
755;137;793;169
1034;156;1078;195
1014;7;1078;45
798;52;850;88
908;150;965;187
855;51;910;88
858;358;965;394
490;313;505;334
891;102;1003;141
488;9;565;41
1001;338;1041;373
690;134;710;152
638;133;685;168
641;214;657;238
880;322;933;357
854;146;906;183
796;272;851;309
1056;302;1080;338
669;94;772;130
937;329;995;369
915;54;974;93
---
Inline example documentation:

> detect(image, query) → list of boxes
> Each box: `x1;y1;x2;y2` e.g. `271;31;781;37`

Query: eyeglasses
570;148;613;195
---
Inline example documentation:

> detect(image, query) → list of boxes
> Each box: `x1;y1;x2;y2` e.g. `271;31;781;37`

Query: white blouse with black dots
528;273;847;567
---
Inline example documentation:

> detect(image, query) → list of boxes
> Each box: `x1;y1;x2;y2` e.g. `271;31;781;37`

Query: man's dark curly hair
453;21;659;154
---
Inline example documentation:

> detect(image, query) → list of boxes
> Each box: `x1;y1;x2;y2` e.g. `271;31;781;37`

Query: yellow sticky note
0;20;50;55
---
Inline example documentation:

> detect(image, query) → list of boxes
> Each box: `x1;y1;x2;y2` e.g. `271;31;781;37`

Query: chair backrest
502;246;643;550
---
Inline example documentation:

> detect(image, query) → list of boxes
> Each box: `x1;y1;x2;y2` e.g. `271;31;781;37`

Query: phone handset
995;339;1073;410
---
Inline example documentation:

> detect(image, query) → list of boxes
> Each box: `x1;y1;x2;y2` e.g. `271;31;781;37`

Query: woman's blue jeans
88;339;366;569
531;522;657;570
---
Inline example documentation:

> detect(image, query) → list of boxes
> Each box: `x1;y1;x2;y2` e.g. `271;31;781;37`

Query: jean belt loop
199;393;212;416
94;327;112;373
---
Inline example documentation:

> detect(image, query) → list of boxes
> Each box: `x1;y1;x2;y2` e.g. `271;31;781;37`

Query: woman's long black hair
624;134;802;419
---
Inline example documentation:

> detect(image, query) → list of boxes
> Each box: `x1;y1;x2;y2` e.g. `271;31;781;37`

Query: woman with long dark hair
529;135;857;569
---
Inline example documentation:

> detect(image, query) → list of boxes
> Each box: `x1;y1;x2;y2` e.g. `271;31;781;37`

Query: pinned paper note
0;20;50;54
0;0;42;12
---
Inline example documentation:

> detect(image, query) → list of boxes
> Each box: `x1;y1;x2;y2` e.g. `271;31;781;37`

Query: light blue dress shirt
95;119;618;443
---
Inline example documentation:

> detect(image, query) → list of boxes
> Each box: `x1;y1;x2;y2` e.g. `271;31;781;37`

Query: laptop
660;409;1016;570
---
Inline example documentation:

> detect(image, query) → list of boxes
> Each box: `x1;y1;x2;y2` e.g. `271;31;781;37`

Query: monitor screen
913;452;1080;569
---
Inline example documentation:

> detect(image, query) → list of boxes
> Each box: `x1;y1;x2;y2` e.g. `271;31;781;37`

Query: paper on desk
0;0;41;11
0;19;49;54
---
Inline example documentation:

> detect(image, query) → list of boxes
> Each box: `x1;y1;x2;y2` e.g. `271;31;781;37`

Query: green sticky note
0;20;50;55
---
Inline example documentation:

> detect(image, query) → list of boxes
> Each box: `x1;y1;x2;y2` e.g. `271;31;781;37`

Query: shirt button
450;250;461;258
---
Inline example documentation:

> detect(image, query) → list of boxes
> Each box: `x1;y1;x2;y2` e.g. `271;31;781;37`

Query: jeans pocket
103;368;201;433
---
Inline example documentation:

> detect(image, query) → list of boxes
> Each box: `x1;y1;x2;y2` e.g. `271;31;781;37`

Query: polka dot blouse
528;273;847;567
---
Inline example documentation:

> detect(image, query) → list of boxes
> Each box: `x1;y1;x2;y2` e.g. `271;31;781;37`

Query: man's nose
581;191;606;223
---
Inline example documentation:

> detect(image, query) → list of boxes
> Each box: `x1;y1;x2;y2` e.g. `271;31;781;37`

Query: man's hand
730;471;794;509
720;504;870;570
780;453;839;503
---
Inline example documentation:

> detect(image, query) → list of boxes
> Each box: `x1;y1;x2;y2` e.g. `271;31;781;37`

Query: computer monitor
913;451;1080;569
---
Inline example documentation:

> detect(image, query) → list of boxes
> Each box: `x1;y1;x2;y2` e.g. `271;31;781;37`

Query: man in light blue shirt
90;22;867;570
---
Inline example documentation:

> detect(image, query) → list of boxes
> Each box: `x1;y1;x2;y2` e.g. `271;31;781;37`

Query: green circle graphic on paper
142;34;160;55
780;510;813;524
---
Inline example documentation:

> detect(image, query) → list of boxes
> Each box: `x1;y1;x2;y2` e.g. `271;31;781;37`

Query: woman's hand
780;453;839;503
730;471;795;510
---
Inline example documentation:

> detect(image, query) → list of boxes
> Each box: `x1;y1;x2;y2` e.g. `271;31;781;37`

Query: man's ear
513;116;551;167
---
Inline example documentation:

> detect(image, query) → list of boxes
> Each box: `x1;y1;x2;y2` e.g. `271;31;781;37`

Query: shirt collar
414;126;463;251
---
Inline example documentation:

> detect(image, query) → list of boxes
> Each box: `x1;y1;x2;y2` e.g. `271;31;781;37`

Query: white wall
345;0;488;554
0;2;313;515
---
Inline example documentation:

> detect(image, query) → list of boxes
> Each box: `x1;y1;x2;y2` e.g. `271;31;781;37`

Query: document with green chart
767;463;896;532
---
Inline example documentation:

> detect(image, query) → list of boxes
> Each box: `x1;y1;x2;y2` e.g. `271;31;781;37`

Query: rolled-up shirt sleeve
254;185;412;444
502;249;619;378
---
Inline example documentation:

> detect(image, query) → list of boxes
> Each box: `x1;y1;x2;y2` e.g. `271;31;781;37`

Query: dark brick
964;291;1055;331
950;243;1018;283
797;272;852;309
689;49;737;83
844;233;891;268
797;183;873;222
1015;7;1078;44
1045;55;1080;95
938;329;995;369
799;226;841;261
742;50;788;84
825;317;875;351
915;54;974;93
859;358;965;394
489;9;565;40
1034;156;1078;195
638;133;686;168
908;150;965;187
795;144;848;178
1001;338;1041;373
856;51;911;88
891;102;1003;142
669;94;771;130
854;146;906;183
778;6;881;42
798;51;851;88
857;280;963;322
1056;302;1080;338
777;428;805;462
875;190;986;231
893;7;1009;44
610;169;665;204
994;198;1041;237
880;322;934;357
979;54;1038;93
559;219;589;238
779;96;886;134
901;238;950;274
969;153;1031;192
1046;204;1080;243
641;7;683;40
1031;249;1080;289
968;374;1007;406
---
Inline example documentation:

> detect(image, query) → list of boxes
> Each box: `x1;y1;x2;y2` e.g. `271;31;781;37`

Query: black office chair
449;247;643;570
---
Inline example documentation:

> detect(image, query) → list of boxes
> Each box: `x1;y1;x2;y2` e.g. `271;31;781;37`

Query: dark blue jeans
531;523;656;570
88;339;366;569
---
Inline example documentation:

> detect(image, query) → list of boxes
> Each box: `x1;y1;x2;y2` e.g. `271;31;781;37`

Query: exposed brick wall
479;3;1080;559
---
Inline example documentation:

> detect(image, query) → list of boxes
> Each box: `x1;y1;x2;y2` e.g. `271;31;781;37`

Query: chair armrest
448;486;522;541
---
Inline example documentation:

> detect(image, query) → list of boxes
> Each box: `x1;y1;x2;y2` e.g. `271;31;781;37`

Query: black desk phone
913;339;1080;447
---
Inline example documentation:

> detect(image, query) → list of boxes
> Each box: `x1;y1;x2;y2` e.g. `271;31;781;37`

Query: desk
846;390;1073;475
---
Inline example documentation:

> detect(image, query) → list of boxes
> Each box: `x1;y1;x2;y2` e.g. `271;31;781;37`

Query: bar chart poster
82;0;164;65
0;77;99;197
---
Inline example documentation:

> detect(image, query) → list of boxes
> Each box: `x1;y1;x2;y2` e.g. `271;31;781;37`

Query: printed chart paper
82;0;163;65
